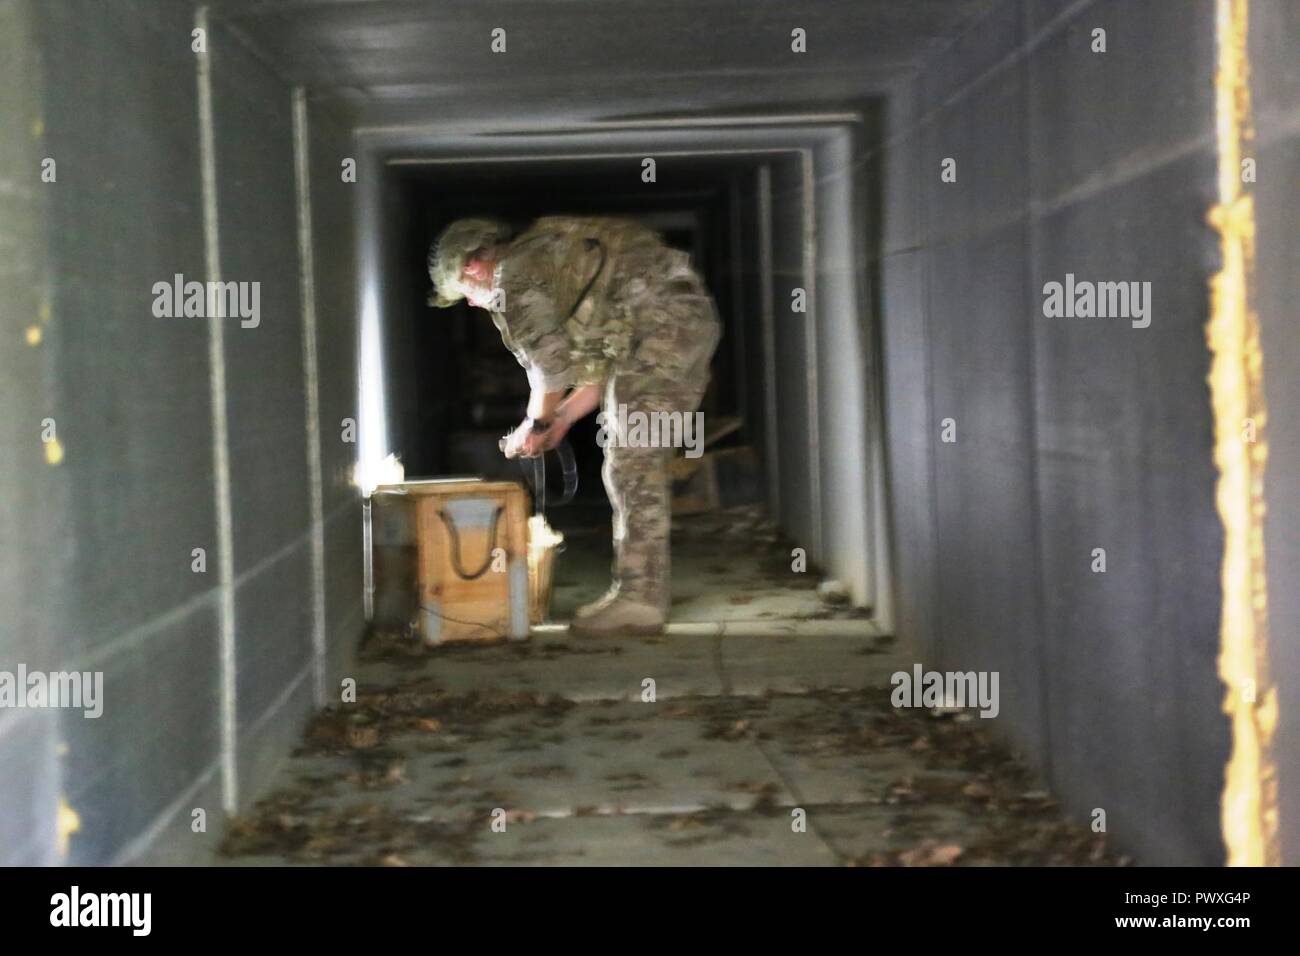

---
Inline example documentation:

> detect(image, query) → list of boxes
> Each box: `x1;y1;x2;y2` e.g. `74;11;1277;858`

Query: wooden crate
373;479;530;643
670;446;761;514
370;488;421;632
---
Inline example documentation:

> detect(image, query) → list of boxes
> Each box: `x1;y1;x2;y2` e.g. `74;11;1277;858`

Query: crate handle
437;506;504;581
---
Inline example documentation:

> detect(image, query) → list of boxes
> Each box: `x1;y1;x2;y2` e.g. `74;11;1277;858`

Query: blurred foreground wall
1251;0;1300;867
876;0;1297;865
0;0;364;865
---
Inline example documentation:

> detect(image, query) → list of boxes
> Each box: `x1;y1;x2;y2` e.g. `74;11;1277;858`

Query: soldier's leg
604;294;719;611
572;293;720;636
571;393;669;634
604;438;673;613
572;445;623;620
575;379;666;623
600;426;623;595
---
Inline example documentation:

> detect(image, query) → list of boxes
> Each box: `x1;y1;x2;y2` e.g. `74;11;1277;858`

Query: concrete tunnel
0;0;1297;870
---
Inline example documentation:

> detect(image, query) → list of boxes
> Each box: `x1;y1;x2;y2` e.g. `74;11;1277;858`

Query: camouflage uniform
476;216;721;613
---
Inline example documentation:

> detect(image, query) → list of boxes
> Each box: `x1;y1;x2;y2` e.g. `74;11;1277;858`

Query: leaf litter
220;636;1124;866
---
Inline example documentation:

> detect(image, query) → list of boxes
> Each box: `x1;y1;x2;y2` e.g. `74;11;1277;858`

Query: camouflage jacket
489;216;707;390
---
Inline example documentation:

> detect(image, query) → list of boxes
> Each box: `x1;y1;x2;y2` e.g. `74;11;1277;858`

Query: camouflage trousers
600;285;722;613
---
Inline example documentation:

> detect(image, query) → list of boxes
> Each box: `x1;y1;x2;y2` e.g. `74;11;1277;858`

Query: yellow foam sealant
1208;0;1278;867
57;795;80;860
44;436;64;466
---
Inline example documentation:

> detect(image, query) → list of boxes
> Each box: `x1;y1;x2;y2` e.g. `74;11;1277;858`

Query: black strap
519;438;578;511
437;506;504;581
564;238;606;321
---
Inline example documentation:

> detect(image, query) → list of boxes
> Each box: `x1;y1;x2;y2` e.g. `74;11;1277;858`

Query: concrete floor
215;506;1120;866
550;502;876;625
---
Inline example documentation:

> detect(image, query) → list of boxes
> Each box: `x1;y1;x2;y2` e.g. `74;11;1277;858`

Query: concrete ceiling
213;0;1000;129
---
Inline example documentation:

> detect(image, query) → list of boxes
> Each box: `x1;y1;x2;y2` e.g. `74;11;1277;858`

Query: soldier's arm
527;382;603;438
527;388;565;421
508;285;573;393
553;383;603;428
502;385;565;459
506;382;602;459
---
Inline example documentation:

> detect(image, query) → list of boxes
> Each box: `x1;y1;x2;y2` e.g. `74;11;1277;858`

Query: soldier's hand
503;423;547;459
502;425;526;459
519;427;550;458
539;427;563;452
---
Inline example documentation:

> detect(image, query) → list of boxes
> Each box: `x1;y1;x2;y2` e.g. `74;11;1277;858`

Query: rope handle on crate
437;505;504;581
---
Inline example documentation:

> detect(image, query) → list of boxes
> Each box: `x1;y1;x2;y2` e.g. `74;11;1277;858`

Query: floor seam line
711;631;732;696
749;735;848;864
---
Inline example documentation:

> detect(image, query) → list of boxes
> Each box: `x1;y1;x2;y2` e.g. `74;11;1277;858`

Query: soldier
429;216;721;637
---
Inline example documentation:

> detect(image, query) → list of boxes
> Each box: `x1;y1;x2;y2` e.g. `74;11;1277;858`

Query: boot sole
569;620;664;638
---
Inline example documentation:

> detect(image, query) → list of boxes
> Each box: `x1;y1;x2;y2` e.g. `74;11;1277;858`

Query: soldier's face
460;251;496;308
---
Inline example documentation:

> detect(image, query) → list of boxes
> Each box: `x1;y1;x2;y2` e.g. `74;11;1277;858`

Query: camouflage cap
427;217;512;308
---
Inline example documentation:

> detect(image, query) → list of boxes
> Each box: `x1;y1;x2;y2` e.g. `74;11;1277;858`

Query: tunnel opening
3;0;1296;875
382;159;743;482
364;143;890;631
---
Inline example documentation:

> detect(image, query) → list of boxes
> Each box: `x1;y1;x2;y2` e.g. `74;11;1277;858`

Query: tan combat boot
569;596;665;637
574;586;622;622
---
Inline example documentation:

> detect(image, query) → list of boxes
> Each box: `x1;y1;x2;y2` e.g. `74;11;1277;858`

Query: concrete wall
0;0;63;867
813;131;876;610
38;0;225;866
308;100;366;689
875;0;1230;864
741;139;882;613
876;81;942;662
769;155;821;563
1251;0;1300;866
208;15;318;813
0;1;363;865
375;167;423;472
736;166;776;511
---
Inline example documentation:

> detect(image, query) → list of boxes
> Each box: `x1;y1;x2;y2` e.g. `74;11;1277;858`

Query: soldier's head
428;217;512;309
